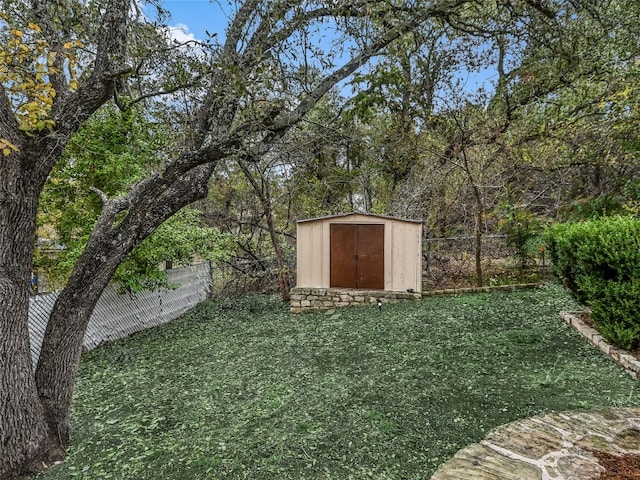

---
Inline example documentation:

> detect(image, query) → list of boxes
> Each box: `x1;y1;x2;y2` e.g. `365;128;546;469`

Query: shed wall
389;219;423;292
296;214;422;292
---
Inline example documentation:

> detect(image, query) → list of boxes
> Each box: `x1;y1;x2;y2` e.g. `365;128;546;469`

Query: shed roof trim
297;211;422;224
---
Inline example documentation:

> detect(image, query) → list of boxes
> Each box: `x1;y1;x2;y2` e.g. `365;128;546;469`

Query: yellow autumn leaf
69;79;78;90
10;29;23;38
63;42;73;49
0;138;19;156
23;101;39;112
618;86;633;100
27;22;42;32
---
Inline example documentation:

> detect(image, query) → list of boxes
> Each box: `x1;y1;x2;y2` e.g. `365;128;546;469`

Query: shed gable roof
297;211;422;224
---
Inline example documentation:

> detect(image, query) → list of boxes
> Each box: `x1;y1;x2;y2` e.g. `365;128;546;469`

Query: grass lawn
37;284;639;479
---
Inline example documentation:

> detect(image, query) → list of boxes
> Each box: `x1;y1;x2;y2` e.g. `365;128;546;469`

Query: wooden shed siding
389;221;422;292
296;213;422;292
322;221;330;287
296;220;324;287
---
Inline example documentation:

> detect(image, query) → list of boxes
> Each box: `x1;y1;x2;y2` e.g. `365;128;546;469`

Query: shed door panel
330;224;384;289
330;224;357;288
356;224;384;289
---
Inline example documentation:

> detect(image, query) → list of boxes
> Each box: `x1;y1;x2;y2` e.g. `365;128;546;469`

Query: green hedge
545;216;640;350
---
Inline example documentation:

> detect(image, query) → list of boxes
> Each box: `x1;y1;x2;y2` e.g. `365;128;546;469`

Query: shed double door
330;224;384;289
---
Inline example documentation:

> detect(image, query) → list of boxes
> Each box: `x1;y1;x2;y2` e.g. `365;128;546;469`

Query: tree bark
265;205;292;301
473;194;485;287
451;118;485;288
34;236;125;449
0;160;51;479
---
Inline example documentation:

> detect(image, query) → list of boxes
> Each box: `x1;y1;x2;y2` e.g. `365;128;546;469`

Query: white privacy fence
28;263;211;366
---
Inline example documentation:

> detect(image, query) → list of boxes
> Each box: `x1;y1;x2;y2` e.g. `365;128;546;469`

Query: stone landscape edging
421;282;544;297
561;312;640;379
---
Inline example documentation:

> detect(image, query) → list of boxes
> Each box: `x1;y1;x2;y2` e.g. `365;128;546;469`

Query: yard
37;284;639;479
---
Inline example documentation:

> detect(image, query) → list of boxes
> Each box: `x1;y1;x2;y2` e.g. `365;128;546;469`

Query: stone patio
430;408;640;479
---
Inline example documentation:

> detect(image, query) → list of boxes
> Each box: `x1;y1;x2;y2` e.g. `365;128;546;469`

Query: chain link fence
423;234;547;290
210;237;545;295
28;263;211;366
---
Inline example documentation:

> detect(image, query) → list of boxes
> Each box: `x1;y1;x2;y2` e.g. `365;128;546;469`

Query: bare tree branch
50;0;132;140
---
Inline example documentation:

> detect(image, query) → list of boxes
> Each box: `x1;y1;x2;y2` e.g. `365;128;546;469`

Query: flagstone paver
430;409;640;479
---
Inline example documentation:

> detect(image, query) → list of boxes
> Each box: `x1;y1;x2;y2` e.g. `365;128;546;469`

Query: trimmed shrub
545;216;640;350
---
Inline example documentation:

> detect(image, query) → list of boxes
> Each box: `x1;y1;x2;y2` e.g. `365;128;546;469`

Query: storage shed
290;212;423;312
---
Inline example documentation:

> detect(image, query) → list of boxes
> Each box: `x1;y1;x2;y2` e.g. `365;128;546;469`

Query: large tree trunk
34;163;216;455
0;167;51;479
34;251;121;448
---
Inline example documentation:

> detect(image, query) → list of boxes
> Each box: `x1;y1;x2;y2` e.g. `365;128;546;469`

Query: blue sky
161;1;227;43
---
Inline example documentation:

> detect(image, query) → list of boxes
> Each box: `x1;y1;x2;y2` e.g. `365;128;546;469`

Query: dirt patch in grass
36;284;639;480
593;450;640;480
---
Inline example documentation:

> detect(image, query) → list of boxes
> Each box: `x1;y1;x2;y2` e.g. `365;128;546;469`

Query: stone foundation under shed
289;287;421;313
